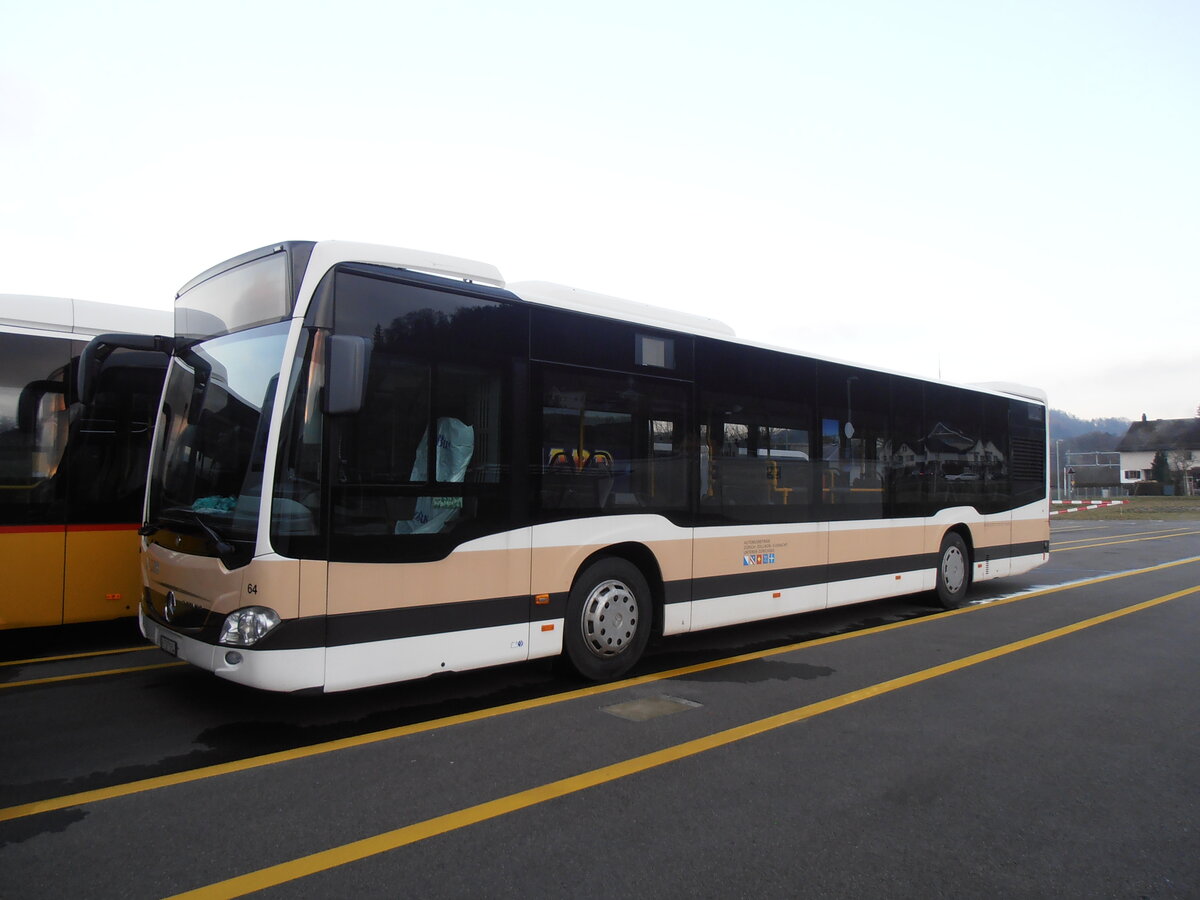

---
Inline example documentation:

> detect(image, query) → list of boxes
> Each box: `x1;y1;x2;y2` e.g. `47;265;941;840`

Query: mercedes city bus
123;241;1048;692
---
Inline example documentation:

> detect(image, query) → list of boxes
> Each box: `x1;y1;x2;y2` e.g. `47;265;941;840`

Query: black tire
935;532;971;609
563;557;652;681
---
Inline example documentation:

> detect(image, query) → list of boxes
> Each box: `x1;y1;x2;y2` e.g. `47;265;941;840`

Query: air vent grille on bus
1010;438;1045;481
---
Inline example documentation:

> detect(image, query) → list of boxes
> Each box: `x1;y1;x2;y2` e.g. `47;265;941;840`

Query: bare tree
1168;450;1195;496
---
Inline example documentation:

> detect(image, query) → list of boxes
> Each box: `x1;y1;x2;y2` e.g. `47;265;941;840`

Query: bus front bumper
139;605;326;693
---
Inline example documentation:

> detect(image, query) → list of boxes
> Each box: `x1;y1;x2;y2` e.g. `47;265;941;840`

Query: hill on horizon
1050;410;1131;439
1049;409;1131;452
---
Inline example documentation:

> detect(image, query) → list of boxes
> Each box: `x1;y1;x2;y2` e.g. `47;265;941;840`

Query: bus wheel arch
561;545;660;681
935;526;972;609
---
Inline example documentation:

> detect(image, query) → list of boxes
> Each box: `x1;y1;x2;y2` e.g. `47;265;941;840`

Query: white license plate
159;635;178;657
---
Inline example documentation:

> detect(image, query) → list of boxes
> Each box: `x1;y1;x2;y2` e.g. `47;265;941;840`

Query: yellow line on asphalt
0;645;155;668
1051;527;1194;547
1051;530;1200;553
1;554;1198;825
171;582;1200;899
0;661;186;689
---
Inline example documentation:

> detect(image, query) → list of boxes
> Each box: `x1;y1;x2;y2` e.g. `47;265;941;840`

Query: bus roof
969;382;1048;404
223;242;1046;407
0;295;172;338
508;281;737;339
297;241;738;337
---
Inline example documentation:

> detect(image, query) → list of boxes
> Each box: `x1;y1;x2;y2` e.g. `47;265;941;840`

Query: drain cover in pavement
601;695;702;721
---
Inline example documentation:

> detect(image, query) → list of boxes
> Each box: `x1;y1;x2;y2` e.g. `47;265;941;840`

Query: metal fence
1052;487;1131;501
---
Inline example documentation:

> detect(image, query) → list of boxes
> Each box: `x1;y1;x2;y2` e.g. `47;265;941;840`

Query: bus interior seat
394;417;474;534
541;450;614;509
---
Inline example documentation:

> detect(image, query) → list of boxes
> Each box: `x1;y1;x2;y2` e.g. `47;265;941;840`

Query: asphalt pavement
2;519;1198;899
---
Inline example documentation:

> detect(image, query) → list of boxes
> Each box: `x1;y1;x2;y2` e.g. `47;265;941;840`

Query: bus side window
922;384;984;513
0;334;70;524
537;367;687;515
817;367;887;520
700;392;812;522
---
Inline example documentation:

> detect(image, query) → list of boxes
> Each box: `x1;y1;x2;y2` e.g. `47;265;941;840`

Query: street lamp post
1055;440;1062;500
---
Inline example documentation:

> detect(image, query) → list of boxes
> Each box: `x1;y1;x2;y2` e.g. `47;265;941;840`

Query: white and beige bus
124;241;1048;692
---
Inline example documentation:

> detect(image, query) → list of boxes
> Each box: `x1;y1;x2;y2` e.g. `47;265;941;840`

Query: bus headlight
219;607;281;646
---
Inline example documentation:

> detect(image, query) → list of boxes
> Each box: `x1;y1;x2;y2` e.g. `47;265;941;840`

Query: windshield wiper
147;507;242;566
191;512;236;558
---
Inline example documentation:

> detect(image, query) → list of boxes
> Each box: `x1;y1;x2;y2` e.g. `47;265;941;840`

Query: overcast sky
3;1;1196;420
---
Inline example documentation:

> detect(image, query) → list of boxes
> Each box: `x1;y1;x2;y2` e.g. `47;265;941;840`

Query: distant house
1116;417;1200;493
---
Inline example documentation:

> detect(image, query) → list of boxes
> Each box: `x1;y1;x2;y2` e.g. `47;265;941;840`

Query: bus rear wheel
563;558;652;682
935;532;970;609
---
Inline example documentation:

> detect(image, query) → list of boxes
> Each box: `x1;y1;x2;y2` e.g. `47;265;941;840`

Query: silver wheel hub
941;545;966;594
580;578;638;658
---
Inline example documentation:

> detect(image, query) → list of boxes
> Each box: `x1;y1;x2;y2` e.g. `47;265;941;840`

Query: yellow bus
122;241;1048;691
0;296;169;628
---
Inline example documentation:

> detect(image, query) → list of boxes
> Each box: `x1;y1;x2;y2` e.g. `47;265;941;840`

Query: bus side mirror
324;335;371;415
79;333;173;405
17;381;63;433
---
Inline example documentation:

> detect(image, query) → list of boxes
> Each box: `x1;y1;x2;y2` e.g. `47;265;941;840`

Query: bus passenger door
62;346;165;623
693;403;828;630
299;559;328;623
314;269;535;689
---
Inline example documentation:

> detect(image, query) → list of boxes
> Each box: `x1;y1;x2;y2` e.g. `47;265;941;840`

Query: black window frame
274;264;531;564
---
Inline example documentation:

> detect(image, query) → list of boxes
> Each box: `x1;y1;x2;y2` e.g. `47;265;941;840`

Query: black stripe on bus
690;552;937;602
219;540;1050;651
322;595;533;648
1008;539;1049;558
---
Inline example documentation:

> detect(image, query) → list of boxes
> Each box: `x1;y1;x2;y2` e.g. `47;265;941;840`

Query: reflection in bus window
701;392;811;521
0;336;69;524
298;268;523;562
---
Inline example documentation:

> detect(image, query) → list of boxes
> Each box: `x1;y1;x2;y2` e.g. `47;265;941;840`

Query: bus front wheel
935;532;970;609
563;558;652;682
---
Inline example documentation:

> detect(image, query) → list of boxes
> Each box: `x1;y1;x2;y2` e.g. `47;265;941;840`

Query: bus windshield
146;321;291;563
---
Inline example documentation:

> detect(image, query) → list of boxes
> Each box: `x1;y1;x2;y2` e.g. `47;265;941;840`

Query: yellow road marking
0;645;155;668
1051;526;1195;547
171;583;1200;899
0;661;186;689
1051;530;1200;553
2;554;1197;826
